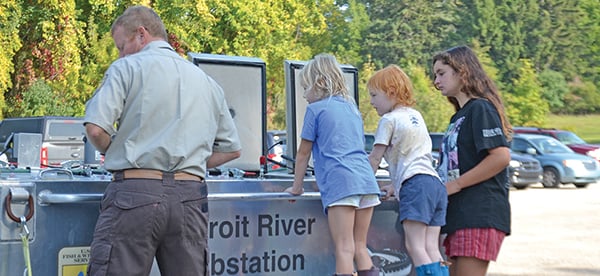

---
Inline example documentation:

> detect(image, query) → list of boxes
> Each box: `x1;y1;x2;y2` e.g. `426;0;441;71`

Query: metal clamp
4;189;34;223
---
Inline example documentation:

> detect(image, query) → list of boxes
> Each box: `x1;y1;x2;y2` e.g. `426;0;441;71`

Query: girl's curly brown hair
432;46;512;140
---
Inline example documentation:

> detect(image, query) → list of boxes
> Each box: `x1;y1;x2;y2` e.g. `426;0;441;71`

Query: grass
545;114;600;144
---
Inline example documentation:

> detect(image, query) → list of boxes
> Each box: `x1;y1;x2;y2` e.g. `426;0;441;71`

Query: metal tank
1;170;412;276
1;53;418;276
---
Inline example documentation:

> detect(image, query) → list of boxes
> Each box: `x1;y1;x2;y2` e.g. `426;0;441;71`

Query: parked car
513;127;600;162
430;132;543;189
508;151;543;189
510;133;600;188
0;116;85;167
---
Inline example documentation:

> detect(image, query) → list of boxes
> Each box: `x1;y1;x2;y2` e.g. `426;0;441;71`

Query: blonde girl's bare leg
327;206;357;274
353;206;375;270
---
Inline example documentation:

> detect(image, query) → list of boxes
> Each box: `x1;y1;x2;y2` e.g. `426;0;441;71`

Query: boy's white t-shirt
373;106;440;195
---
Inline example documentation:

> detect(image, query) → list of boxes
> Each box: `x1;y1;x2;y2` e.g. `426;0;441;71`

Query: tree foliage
408;65;453;132
538;69;568;113
363;0;456;69
0;1;21;115
504;59;549;126
0;0;598;130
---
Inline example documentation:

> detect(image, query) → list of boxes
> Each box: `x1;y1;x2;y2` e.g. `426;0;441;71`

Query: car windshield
554;131;586;145
531;137;573;154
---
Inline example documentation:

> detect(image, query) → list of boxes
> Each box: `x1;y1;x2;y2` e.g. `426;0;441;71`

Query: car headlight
509;160;521;168
586;148;600;160
563;159;584;169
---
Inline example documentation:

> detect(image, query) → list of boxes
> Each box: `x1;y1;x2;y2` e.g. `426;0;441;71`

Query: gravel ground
487;181;600;276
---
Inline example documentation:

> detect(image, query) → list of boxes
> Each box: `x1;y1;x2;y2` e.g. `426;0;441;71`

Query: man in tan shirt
84;6;241;276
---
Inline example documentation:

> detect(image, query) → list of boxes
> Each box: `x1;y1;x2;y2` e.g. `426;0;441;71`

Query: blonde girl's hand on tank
284;185;304;203
284;186;304;196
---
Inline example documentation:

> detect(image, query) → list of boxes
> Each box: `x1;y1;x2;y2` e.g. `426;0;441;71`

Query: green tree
0;1;22;118
579;0;600;85
362;0;456;68
7;0;83;117
504;59;548;126
538;70;568;113
357;58;378;132
20;79;74;116
176;0;326;129
309;0;369;67
408;64;453;132
564;79;600;114
2;0;599;122
448;0;506;53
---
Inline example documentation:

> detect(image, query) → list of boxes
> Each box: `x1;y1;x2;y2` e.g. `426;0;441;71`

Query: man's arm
446;146;511;195
207;151;241;169
85;123;112;154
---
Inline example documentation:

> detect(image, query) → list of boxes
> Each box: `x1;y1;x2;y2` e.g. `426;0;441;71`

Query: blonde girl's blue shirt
301;96;381;213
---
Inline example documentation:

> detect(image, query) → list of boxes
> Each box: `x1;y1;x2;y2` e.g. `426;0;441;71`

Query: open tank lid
188;53;267;172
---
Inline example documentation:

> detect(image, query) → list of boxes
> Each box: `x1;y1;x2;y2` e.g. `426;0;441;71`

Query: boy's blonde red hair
367;65;415;107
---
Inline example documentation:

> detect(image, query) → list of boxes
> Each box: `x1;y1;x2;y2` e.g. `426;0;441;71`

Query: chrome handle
38;190;101;205
38;168;74;180
37;191;322;205
208;192;321;201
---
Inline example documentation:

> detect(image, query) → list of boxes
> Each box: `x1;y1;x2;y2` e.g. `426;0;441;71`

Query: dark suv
513;127;600;162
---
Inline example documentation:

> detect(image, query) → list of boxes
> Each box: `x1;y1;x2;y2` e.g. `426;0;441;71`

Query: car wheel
542;167;560;188
574;183;589;188
511;184;529;190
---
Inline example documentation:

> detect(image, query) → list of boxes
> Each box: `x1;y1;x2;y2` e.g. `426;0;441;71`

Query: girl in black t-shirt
432;46;512;276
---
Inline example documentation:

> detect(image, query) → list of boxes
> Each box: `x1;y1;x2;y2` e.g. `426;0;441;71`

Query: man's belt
113;169;203;181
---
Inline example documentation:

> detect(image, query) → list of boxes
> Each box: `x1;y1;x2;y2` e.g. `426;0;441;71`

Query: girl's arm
285;138;313;195
446;146;510;195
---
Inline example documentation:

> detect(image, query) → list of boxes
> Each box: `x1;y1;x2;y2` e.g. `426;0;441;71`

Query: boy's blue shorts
398;174;447;226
